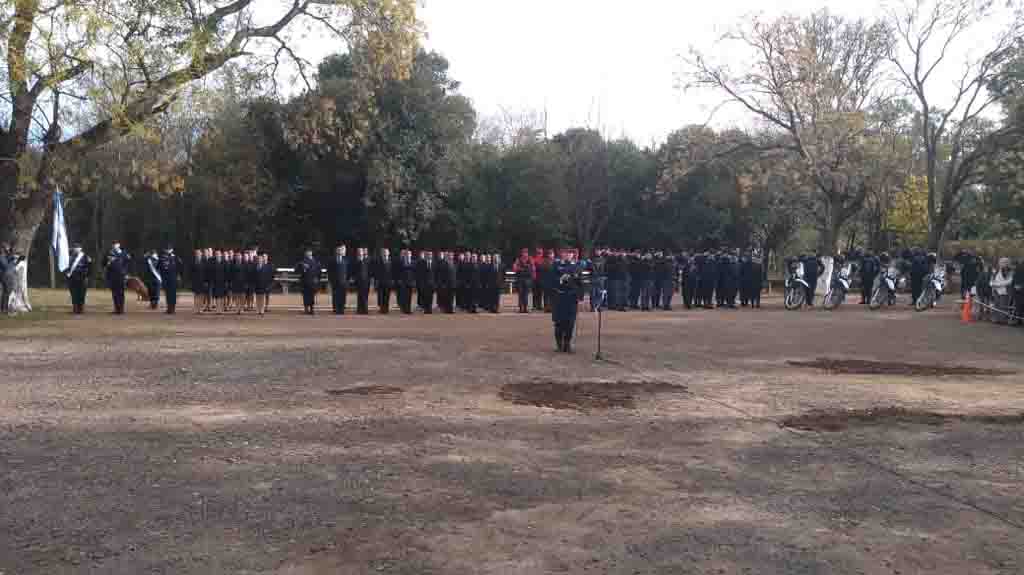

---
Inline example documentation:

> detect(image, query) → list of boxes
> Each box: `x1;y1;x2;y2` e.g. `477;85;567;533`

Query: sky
414;0;1012;145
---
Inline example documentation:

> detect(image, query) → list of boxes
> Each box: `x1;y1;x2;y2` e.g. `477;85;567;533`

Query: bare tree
685;10;894;253
888;0;1024;249
1;0;419;257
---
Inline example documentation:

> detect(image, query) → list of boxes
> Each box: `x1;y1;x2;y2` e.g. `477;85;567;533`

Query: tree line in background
3;1;1024;286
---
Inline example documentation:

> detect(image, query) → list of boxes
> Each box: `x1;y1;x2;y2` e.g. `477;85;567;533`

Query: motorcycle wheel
824;289;843;310
869;281;885;310
915;285;936;312
784;286;805;310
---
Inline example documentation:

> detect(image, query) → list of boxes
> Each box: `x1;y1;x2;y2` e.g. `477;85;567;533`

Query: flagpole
49;246;56;289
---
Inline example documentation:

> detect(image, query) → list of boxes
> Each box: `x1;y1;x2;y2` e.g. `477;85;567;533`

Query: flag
52;188;70;273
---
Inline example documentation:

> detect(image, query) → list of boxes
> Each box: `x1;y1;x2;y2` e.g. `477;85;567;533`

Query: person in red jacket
513;248;536;313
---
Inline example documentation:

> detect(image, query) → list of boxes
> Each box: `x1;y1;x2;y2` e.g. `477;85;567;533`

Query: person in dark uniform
254;253;273;316
190;249;205;314
677;252;693;310
552;259;583;352
329;245;349;315
396;249;416;314
231;252;247;314
455;252;470;312
741;249;757;306
749;251;763;309
859;251;880;304
700;252;715;309
296;249;320;315
159;247;182;315
244;250;257;311
374;248;393;314
801;253;821;306
513;248;535;313
435;251;453;314
416;250;436;313
66;243;92;314
487;253;503;313
478;254;494;313
143;249;162;310
104;241;131;314
465;252;480;313
353;247;372;314
955;250;979;299
652;251;672;310
909;247;929;305
209;249;226;313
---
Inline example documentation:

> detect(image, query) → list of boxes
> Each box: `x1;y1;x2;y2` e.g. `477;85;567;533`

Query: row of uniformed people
590;249;765;311
296;247;506;316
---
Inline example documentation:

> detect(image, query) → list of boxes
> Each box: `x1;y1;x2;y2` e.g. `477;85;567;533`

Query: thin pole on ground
49;246;55;289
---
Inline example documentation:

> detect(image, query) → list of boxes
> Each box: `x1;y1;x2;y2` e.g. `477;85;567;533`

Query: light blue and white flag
52;188;70;273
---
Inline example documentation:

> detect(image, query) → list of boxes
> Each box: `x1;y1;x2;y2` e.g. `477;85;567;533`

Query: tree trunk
0;174;51;263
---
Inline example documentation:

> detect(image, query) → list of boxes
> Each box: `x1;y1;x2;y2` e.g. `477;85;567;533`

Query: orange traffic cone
961;295;973;323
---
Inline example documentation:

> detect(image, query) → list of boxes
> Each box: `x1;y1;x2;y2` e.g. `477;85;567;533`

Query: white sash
67;251;85;277
147;257;162;283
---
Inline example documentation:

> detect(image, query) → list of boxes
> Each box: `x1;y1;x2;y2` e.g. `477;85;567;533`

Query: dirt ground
1;289;1022;574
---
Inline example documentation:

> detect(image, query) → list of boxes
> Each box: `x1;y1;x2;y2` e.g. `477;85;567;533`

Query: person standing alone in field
296;249;321;315
160;247;182;315
66;243;92;314
104;241;131;315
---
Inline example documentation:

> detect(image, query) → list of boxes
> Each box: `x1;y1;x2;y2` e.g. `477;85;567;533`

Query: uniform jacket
328;256;349;288
296;257;321;289
416;258;436;289
67;252;92;283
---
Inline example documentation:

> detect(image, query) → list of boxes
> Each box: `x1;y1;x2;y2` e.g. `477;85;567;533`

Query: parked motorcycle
914;262;946;312
823;260;854;310
784;259;808;310
869;263;900;310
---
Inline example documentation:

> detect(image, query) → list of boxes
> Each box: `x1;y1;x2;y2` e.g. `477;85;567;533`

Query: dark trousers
474;286;487;312
437;287;454;313
377;285;391;313
910;275;924;303
609;279;626;310
146;280;160;308
804;283;816;306
398;285;413;314
164;283;177;314
554;319;576;350
302;285;316;313
332;284;348;314
516;279;532;312
111;278;126;313
69;280;87;313
629;281;642;308
861;274;876;303
532;283;544;310
640;280;654;310
659;280;673;309
0;281;8;313
682;279;694;309
749;282;761;308
465;287;477;313
357;285;370;314
418;286;434;313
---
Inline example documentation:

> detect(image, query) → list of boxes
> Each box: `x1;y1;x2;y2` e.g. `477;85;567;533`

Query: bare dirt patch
787;358;1014;377
781;407;1024;432
325;385;404;396
499;380;687;411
